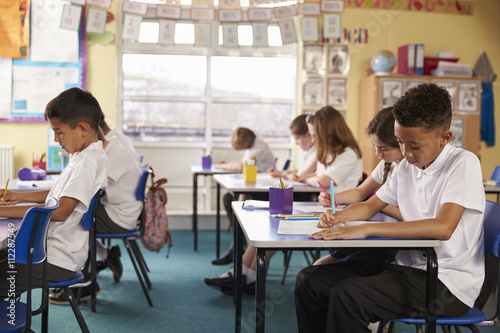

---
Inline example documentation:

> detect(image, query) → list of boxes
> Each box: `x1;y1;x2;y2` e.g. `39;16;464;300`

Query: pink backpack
140;175;173;258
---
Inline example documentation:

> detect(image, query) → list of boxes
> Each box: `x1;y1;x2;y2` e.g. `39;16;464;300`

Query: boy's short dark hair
44;88;102;131
392;83;452;132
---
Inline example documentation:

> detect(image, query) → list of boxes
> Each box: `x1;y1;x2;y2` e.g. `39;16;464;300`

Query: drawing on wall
449;117;465;148
328;45;349;75
327;77;347;108
303;77;324;107
303;44;324;75
433;80;457;112
456;81;480;114
380;79;403;108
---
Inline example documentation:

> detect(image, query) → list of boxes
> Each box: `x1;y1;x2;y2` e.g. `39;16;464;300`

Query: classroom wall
1;0;499;205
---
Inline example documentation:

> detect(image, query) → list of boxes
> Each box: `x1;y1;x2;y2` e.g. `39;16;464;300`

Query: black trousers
295;260;469;333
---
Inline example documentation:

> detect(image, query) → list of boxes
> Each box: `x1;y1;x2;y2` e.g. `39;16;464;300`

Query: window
119;10;296;145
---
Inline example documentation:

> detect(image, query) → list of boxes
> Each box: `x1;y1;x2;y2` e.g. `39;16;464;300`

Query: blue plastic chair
0;197;59;333
491;166;500;183
95;165;154;307
378;200;500;333
41;189;103;333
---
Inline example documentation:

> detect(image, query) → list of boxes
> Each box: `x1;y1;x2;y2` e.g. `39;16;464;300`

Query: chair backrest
81;189;104;231
136;165;153;201
483;200;500;257
15;197;59;265
491;166;500;183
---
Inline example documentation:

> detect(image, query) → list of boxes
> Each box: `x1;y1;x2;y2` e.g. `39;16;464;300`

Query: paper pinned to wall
0;58;13;118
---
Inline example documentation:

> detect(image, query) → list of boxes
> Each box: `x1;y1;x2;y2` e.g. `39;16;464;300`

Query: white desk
213;173;321;258
190;164;240;254
2;177;58;192
231;201;441;333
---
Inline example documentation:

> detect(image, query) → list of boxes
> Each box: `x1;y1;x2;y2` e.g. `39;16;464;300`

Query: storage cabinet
359;75;482;173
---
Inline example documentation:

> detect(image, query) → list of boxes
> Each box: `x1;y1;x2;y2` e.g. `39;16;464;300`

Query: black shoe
48;283;101;305
211;249;233;265
219;281;255;296
96;260;107;274
106;245;123;283
204;272;238;291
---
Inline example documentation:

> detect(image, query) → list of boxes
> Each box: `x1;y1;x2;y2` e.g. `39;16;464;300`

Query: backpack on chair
140;169;173;258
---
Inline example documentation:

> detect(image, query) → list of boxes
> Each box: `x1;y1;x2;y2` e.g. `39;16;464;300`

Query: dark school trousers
294;260;470;333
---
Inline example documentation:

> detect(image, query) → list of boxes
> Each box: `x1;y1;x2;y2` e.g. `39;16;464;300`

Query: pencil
2;178;9;206
317;180;328;193
278;213;321;217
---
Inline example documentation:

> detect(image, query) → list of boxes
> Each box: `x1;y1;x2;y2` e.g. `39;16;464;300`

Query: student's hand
318;191;332;207
0;191;20;206
309;223;368;240
267;168;282;178
317;209;347;228
215;162;228;169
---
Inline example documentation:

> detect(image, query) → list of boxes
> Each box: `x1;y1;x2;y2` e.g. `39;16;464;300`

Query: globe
371;50;397;74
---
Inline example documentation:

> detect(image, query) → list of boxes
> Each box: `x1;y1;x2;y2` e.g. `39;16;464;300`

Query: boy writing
0;88;108;298
295;83;485;332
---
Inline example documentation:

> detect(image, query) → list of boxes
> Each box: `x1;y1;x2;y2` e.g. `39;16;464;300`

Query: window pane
238;25;253;46
268;26;282;46
175;23;195;44
138;22;159;43
122;54;206;97
211;103;292;143
211;56;295;99
122;101;205;142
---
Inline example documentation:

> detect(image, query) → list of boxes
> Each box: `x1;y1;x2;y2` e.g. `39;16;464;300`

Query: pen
330;180;335;214
317;180;328;194
318;180;338;208
279;178;285;189
278;213;321;217
2;178;9;205
272;157;278;170
285;216;320;220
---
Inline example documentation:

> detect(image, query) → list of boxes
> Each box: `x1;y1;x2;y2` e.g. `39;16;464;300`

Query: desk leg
256;248;266;333
424;248;438;333
216;182;221;258
234;211;243;333
193;174;198;251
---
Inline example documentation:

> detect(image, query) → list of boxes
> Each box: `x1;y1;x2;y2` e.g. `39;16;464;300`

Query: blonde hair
308;106;361;166
231;127;256;150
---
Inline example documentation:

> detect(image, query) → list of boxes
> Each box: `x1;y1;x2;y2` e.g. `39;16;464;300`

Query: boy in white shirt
0;88;108;298
295;83;485;332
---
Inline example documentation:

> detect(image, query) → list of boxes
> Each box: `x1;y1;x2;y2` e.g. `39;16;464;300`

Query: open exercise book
277;220;371;235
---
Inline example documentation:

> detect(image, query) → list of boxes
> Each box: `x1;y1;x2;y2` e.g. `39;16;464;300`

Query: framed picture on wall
433;80;457;112
380;79;403;108
327;77;347;108
449;117;465;148
303;44;324;75
327;45;349;75
456;81;480;114
303;77;324;107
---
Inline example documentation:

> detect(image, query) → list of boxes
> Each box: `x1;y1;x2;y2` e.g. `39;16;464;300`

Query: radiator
0;144;14;185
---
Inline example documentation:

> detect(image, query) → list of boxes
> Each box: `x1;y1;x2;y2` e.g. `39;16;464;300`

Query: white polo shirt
101;139;143;230
298;145;317;174
376;144;485;307
315;147;363;193
46;141;108;272
371;160;398;186
242;136;275;172
106;128;138;157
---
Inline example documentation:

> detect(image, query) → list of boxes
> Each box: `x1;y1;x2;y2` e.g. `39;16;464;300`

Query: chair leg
124;239;154;306
129;239;152;289
41;302;49;333
132;239;150;272
64;287;90;333
281;251;293;285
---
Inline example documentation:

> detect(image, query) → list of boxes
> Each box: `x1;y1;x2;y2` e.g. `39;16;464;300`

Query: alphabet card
60;4;82;31
158;19;176;45
86;7;107;35
122;14;142;40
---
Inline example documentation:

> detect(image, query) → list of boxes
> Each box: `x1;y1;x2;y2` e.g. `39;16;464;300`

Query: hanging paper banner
87;0;112;9
344;0;474;16
194;22;211;46
222;24;239;47
122;0;148;16
61;4;83;31
247;8;272;21
218;9;243;22
279;19;296;44
70;0;86;6
87;7;107;35
252;23;268;47
156;4;182;19
323;13;341;39
274;5;297;19
219;0;241;7
158;19;176;45
122;14;142;40
321;0;344;13
190;8;216;21
299;3;321;15
0;0;30;58
301;17;319;42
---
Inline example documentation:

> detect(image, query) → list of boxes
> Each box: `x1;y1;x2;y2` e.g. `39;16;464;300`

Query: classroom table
231;201;441;333
212;173;321;259
190;164;240;254
1;178;57;192
485;185;500;203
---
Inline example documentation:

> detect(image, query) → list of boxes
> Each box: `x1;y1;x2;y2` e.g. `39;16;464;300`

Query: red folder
398;44;415;75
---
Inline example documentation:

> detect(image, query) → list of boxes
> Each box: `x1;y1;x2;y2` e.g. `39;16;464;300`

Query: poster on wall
303;44;324;75
0;58;13;118
0;0;30;58
327;77;347;108
380;79;403;108
456;81;480;114
433;80;456;112
303;77;324;107
327;45;349;75
449;117;465;148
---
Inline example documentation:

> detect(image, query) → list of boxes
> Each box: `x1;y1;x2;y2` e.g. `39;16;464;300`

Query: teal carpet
25;230;500;332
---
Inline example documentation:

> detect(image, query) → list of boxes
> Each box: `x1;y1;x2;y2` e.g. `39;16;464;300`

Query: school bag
140;170;173;258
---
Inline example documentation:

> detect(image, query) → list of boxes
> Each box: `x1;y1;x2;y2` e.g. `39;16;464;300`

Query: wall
1;0;499;204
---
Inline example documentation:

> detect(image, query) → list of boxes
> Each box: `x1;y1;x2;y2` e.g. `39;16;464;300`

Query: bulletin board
0;0;86;123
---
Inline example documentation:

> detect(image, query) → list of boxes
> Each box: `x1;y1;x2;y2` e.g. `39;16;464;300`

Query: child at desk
295;83;485;332
0;88;108;298
211;127;275;266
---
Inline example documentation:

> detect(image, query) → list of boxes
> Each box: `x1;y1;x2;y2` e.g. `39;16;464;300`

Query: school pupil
49;124;143;304
0;87;108;298
211;127;274;265
314;107;403;266
295;83;485;332
100;116;139;159
297;106;363;192
267;114;317;180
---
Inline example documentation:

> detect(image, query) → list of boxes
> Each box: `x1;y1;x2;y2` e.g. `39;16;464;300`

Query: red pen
317;181;338;208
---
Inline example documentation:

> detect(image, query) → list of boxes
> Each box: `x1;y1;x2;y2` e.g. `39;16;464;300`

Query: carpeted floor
26;229;500;333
